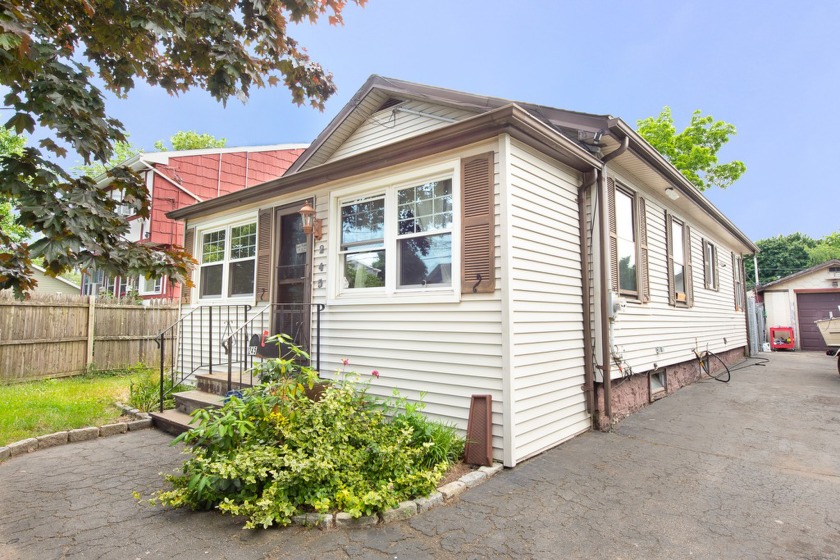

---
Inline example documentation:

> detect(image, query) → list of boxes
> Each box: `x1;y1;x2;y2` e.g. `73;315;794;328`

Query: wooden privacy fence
0;295;178;383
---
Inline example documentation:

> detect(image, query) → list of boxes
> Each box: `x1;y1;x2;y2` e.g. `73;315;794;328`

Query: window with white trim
338;177;453;294
704;240;719;290
615;187;638;295
672;218;687;301
199;222;257;299
138;275;164;295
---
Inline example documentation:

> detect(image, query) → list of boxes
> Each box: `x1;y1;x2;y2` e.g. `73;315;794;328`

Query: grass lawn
0;368;153;446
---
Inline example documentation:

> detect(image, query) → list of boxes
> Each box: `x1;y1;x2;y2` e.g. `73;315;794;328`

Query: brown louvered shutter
607;177;619;293
638;197;650;302
461;153;495;294
182;227;195;304
685;225;694;307
665;212;675;306
702;238;709;289
256;208;273;302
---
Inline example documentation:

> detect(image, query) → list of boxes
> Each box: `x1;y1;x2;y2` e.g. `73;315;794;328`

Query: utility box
770;326;795;351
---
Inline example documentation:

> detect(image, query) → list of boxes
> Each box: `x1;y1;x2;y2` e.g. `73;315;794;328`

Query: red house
81;144;306;301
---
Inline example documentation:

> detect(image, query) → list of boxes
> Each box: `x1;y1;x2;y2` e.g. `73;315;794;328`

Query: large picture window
338;177;453;294
199;221;257;299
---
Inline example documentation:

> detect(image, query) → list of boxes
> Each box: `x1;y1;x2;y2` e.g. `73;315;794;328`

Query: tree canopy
0;128;28;243
0;0;363;298
154;131;227;152
637;107;746;191
744;231;840;288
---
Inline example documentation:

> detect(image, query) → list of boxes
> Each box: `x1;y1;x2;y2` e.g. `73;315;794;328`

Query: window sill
328;289;461;306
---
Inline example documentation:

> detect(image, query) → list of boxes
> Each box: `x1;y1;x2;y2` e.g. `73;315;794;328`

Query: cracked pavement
2;351;840;559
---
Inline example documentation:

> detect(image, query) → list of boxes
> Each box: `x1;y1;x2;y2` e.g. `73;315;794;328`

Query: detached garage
758;260;840;351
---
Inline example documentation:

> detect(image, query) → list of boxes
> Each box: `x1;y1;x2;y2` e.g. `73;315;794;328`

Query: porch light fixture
665;187;679;201
298;200;322;240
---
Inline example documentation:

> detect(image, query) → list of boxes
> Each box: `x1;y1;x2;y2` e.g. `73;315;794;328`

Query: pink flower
342;358;350;366
371;370;380;379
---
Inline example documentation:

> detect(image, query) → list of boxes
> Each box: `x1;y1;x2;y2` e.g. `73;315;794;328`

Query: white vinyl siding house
170;76;757;466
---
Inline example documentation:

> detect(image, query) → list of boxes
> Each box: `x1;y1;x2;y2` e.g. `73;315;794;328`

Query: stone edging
0;402;153;463
1;405;504;529
291;463;505;529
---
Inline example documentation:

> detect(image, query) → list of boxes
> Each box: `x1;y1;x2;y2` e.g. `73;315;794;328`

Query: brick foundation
593;347;747;430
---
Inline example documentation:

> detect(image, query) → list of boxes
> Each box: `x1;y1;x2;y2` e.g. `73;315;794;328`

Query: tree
154;131;227;152
0;0;363;298
0;127;28;243
637;107;746;191
807;232;840;266
744;233;816;288
75;140;142;178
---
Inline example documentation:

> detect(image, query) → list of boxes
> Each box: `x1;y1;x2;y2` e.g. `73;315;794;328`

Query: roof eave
608;119;758;254
169;104;601;221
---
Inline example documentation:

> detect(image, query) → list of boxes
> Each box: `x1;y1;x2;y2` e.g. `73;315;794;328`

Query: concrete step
150;409;198;436
195;369;259;396
174;390;225;415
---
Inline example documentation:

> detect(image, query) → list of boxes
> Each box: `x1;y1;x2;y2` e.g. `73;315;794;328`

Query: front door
273;205;310;350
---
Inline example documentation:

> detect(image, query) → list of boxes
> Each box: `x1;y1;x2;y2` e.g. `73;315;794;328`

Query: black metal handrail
155;304;252;412
221;302;325;393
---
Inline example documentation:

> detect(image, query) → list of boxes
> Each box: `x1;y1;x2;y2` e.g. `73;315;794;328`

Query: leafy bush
128;371;175;412
151;360;464;528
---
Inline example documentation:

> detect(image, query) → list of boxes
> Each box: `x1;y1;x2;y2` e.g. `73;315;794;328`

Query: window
138;275;164;295
199;221;257;299
666;211;693;307
337;177;453;294
608;179;649;301
733;253;744;311
615;187;637;295
704;240;718;290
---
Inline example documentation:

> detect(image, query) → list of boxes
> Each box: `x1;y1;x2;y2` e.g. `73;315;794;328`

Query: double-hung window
338;176;454;295
138;275;163;295
666;212;693;307
733;253;744;311
615;187;638;295
199;222;257;299
608;178;649;301
703;240;719;290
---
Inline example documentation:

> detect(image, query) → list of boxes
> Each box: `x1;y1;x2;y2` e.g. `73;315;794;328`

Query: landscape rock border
0;402;152;463
0;403;505;530
291;463;505;529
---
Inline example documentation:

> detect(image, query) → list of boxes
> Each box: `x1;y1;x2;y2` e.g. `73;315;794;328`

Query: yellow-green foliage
152;369;464;529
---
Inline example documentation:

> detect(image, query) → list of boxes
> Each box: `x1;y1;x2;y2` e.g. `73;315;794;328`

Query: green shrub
151;361;464;529
128;371;175;412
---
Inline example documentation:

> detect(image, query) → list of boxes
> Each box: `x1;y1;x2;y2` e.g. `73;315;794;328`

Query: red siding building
81;145;306;301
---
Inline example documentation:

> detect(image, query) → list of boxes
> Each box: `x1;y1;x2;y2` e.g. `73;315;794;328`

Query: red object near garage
770;326;795;350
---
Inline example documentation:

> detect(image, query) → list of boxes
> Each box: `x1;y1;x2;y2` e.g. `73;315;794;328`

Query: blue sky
98;0;839;242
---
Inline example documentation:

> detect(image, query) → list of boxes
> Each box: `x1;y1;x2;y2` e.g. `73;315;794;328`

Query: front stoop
151;369;258;435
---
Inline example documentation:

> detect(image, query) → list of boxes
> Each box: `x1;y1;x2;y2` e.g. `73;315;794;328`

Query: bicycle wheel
701;350;731;383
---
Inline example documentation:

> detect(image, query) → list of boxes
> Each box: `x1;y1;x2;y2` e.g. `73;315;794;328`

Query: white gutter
139;160;204;203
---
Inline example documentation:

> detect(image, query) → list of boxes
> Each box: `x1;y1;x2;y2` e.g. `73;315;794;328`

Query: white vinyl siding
507;140;590;461
312;144;508;461
327;101;476;163
605;168;747;377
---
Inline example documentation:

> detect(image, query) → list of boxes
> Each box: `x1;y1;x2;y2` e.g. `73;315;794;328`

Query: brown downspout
597;136;629;427
579;170;598;416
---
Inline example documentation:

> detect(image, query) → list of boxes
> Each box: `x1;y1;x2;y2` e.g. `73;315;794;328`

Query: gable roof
756;259;840;292
286;75;609;173
170;75;758;254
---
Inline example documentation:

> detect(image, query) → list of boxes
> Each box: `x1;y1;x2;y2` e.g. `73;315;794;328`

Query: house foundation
594;347;747;431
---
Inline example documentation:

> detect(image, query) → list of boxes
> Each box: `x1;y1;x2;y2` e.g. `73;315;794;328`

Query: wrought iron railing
220;303;325;394
154;303;324;411
155;304;252;412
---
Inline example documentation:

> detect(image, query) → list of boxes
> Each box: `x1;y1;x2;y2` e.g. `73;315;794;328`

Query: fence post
86;295;96;369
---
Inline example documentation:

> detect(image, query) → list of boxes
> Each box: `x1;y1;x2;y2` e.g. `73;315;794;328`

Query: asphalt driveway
2;351;839;559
